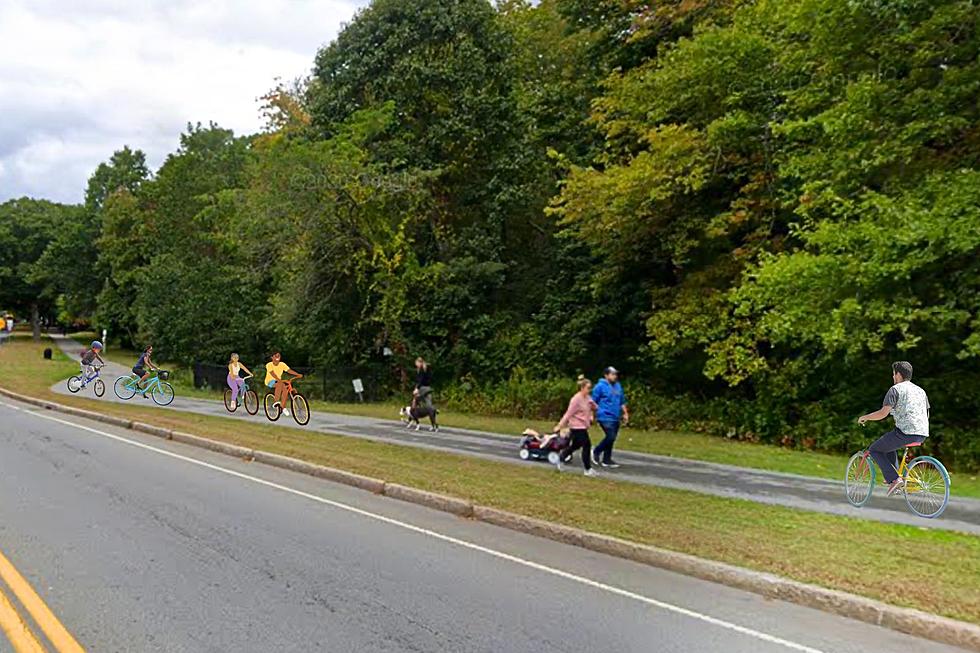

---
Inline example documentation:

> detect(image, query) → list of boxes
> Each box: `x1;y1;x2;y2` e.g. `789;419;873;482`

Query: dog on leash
400;403;439;431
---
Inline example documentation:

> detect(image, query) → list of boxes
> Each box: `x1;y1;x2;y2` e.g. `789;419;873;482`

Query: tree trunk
31;303;40;342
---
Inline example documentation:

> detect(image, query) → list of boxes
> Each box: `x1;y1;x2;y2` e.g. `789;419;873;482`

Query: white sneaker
283;409;290;417
584;469;598;477
230;401;237;410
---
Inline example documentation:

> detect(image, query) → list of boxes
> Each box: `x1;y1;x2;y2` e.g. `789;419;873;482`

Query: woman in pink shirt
554;376;598;476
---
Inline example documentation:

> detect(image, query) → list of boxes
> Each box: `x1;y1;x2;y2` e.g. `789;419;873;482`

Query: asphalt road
51;336;980;534
0;394;972;653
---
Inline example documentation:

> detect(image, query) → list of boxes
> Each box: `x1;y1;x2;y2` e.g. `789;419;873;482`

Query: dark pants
869;428;924;484
593;420;620;464
560;429;592;471
416;386;433;410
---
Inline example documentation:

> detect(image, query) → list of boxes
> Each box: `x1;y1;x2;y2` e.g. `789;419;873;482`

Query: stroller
518;429;573;465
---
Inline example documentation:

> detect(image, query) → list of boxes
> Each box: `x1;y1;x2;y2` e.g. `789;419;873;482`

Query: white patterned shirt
883;381;930;437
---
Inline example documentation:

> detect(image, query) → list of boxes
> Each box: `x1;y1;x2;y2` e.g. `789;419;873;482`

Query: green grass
3;334;980;623
62;332;980;499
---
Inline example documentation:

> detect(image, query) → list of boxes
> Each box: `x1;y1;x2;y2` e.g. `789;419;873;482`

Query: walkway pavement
49;335;980;535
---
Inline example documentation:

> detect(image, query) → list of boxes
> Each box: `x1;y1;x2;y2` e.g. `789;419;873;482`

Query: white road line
2;401;826;653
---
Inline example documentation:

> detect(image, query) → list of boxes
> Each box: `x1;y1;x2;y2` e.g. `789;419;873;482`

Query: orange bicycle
263;377;310;426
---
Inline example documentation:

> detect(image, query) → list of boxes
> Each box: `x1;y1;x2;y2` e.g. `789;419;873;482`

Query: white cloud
0;0;367;203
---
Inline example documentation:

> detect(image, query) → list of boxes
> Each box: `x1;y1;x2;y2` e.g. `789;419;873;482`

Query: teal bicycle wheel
845;451;875;507
152;382;175;406
904;456;950;518
113;375;137;400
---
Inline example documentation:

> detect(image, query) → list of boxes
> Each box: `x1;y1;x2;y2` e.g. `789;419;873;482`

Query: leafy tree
33;147;150;325
95;189;146;346
0;199;74;338
131;123;252;360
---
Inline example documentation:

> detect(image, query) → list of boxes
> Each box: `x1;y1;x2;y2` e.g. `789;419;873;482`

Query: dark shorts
132;366;145;376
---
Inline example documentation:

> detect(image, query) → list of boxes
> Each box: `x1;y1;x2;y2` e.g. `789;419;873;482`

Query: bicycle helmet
91;340;103;349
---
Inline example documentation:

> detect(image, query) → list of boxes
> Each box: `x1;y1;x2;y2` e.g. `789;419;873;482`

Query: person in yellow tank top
265;351;302;417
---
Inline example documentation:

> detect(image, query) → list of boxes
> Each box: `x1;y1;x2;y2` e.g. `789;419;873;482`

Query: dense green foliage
2;0;979;467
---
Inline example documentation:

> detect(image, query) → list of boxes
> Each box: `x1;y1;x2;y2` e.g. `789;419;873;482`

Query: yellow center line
0;548;85;653
0;586;46;653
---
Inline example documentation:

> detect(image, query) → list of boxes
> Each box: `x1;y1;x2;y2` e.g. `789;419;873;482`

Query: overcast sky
0;0;368;204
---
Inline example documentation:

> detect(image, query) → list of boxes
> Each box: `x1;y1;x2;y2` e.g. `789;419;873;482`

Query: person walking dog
554;376;598;477
414;357;434;411
592;366;629;468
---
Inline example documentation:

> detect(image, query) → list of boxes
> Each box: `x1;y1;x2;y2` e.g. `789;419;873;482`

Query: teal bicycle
113;370;175;406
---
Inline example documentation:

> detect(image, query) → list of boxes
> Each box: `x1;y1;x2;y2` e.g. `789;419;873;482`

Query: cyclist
227;352;254;410
80;340;105;384
857;361;930;496
265;351;302;417
132;345;160;395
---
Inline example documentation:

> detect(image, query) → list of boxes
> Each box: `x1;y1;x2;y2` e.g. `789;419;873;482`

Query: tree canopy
4;0;979;468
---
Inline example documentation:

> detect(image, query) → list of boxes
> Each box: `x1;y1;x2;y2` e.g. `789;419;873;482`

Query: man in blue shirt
591;366;629;468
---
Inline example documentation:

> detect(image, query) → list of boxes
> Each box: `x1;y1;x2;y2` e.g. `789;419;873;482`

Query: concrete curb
2;386;978;650
384;483;474;517
314;467;386;494
131;421;172;439
171;431;254;460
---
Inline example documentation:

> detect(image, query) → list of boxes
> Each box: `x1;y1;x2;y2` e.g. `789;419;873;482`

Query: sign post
352;378;364;402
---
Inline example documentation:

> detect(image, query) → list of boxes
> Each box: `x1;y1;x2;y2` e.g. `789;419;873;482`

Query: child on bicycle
265;351;302;417
133;345;160;394
227;352;254;411
80;340;105;383
857;361;930;496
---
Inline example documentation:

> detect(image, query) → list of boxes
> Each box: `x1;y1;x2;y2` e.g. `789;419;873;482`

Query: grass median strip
3;335;979;624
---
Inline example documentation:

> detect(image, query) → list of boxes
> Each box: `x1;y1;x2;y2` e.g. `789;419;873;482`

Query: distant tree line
2;0;978;467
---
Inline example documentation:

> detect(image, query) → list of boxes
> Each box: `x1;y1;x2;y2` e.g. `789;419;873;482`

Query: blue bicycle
224;374;259;415
113;370;175;406
67;365;105;397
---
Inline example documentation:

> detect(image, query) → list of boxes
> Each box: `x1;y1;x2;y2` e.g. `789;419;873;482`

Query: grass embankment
69;332;980;498
3;334;979;623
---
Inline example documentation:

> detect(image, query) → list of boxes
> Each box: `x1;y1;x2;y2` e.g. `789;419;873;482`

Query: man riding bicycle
857;361;930;496
265;351;302;417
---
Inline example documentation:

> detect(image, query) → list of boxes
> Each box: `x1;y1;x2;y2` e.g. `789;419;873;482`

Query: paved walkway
50;335;980;534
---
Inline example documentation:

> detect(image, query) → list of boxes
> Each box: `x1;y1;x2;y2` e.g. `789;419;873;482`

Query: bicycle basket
158;370;170;381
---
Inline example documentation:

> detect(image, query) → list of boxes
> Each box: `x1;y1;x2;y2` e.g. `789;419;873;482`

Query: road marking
0;586;46;653
7;403;825;653
0;548;86;653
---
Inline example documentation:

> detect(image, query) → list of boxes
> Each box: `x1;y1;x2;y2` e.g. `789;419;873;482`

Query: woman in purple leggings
227;353;254;410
